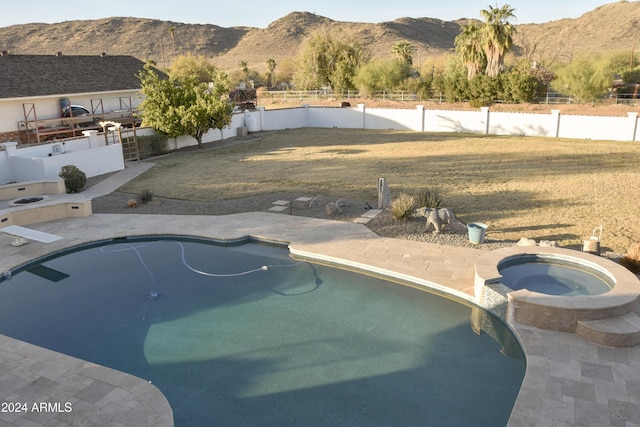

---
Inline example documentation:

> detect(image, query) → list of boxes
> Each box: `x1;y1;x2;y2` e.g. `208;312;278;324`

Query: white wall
259;107;308;131
243;106;639;142
556;113;638;141
488;111;555;137
10;144;124;182
0;147;11;183
1;133;124;184
307;106;364;129
423;109;488;133
161;113;248;150
363;107;423;130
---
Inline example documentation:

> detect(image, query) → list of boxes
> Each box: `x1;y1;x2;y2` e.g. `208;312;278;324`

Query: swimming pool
0;237;525;426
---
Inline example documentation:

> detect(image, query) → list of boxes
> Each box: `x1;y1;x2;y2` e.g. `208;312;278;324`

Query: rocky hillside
514;1;640;65
0;1;639;73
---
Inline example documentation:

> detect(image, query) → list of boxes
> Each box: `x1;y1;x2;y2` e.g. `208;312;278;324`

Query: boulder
516;237;537;246
325;202;342;215
309;195;322;208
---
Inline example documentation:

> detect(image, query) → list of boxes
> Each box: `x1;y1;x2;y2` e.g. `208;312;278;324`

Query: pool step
576;312;640;347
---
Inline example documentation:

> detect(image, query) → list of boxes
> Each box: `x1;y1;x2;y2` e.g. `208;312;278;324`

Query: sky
0;0;634;28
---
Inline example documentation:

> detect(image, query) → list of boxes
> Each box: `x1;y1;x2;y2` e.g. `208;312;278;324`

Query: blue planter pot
467;222;488;244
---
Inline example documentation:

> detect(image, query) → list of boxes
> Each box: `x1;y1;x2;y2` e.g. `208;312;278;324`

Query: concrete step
577;312;640;347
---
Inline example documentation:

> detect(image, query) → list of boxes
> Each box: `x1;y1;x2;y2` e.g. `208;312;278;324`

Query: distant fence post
481;107;490;134
551;110;561;137
358;103;366;129
256;106;266;132
628;112;638;141
416;105;425;132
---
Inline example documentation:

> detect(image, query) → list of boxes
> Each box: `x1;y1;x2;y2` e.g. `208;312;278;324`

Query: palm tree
480;4;517;77
168;27;176;58
391;40;415;65
455;23;486;80
266;58;277;88
238;60;249;82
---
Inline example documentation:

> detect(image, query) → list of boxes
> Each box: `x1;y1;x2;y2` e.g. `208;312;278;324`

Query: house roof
0;53;166;98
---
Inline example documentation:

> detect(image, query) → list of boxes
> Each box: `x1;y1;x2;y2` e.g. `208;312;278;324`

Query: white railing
261;90;583;105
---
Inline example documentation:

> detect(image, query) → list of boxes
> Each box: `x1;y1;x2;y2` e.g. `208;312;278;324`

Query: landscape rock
325;202;342;215
517;237;537;246
309;195;322;208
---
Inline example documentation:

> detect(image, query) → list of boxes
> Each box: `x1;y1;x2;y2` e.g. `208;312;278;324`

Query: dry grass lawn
122;128;640;253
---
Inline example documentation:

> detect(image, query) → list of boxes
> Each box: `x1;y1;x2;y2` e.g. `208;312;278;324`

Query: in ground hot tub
497;254;614;296
474;246;640;346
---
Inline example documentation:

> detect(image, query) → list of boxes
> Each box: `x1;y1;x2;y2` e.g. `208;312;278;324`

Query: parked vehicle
61;105;91;117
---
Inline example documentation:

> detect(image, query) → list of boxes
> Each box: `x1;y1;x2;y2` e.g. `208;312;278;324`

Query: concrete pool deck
1;167;640;425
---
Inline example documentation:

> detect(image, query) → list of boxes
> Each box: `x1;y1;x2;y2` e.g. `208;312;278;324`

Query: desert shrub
418;187;443;208
59;165;87;193
620;241;640;274
137;134;169;159
140;189;154;204
390;193;417;221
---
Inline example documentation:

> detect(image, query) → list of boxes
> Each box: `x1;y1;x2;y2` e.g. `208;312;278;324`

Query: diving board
0;225;63;246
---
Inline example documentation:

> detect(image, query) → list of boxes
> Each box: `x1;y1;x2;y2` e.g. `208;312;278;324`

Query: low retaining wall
0;199;92;227
0;179;66;200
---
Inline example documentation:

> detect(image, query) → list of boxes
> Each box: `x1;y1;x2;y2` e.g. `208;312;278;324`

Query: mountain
0;1;639;73
514;1;640;65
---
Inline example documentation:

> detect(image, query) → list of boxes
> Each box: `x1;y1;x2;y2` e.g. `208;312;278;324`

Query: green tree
137;63;234;146
354;60;408;97
480;4;517;77
468;74;501;107
392;40;415;66
238;60;249;82
293;31;370;91
170;53;217;82
442;59;470;102
501;64;542;103
551;52;622;103
454;23;486;80
623;67;640;84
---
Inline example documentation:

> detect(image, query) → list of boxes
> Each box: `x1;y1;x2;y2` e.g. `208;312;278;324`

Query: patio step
576;312;640;347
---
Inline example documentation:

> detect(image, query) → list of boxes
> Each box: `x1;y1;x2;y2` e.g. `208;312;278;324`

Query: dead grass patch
122;128;640;253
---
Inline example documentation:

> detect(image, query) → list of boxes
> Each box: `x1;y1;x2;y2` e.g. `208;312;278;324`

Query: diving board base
10;236;29;247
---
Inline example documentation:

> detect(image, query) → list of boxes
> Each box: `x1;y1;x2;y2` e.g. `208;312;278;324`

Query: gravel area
90;187;517;250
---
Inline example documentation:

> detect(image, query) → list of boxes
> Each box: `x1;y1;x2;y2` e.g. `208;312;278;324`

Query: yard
120;128;640;254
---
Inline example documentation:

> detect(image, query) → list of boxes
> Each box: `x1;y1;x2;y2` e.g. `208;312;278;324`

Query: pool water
499;257;613;296
0;239;525;426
